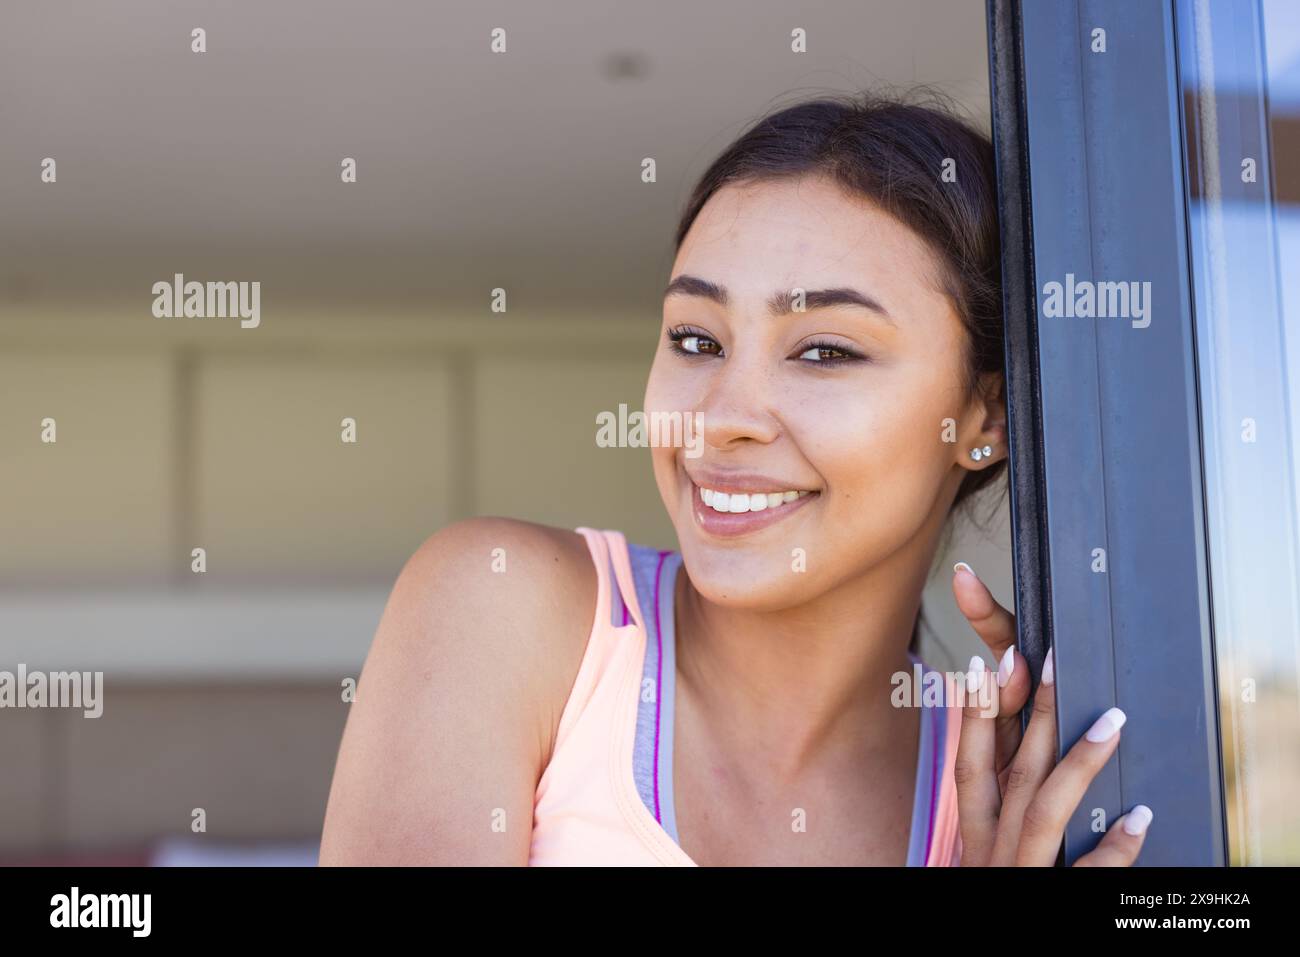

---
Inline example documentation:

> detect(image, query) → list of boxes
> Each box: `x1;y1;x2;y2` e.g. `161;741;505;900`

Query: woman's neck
672;518;945;786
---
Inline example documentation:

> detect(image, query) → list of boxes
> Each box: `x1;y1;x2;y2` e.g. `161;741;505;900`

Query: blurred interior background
0;0;1009;864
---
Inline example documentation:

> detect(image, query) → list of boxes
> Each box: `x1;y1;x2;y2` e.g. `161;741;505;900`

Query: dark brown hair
671;90;1007;655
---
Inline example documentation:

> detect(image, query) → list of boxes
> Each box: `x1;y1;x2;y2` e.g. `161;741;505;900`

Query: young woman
319;92;1153;867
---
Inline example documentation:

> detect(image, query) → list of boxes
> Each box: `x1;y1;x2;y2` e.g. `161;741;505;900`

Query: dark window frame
986;0;1228;866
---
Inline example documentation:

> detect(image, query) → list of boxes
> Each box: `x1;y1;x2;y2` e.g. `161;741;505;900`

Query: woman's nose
695;359;781;450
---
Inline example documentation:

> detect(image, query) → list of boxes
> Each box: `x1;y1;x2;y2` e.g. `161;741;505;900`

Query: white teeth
698;485;811;513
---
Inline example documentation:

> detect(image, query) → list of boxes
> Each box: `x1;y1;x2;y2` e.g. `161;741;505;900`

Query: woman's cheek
644;351;699;418
785;379;892;479
644;361;695;504
797;379;948;519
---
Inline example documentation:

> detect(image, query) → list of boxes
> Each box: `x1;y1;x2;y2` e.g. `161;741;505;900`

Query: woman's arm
318;517;597;865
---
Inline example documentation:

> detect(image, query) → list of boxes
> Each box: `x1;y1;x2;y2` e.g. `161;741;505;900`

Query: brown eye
681;335;721;355
798;344;851;362
668;326;724;357
785;338;868;364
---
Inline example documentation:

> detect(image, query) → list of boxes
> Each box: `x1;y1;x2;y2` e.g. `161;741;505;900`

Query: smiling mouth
688;481;819;537
698;486;812;514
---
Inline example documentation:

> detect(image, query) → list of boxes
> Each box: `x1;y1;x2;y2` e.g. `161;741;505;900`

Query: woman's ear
958;371;1008;469
978;371;1007;436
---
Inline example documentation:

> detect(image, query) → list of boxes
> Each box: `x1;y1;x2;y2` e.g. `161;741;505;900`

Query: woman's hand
948;562;1153;866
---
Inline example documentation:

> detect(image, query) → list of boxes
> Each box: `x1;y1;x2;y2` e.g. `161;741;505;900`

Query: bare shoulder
397;516;597;643
318;517;598;865
394;517;600;742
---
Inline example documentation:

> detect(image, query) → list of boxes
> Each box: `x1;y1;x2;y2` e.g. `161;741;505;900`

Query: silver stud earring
970;445;993;462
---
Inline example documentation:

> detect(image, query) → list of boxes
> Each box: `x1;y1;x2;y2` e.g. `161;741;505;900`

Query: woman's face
644;173;996;610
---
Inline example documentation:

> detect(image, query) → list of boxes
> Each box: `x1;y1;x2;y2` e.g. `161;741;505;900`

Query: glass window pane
1177;0;1300;865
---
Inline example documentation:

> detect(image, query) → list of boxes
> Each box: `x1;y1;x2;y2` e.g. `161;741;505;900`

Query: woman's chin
675;543;816;612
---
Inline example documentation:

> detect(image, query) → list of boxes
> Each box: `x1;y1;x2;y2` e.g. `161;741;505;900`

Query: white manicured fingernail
1122;805;1153;836
966;655;985;694
1041;647;1055;686
1085;706;1127;743
997;645;1016;688
953;561;974;578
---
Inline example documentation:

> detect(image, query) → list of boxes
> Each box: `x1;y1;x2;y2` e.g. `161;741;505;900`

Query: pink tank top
528;527;964;866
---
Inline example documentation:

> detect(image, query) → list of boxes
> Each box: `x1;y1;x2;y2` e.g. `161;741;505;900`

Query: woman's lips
689;481;819;538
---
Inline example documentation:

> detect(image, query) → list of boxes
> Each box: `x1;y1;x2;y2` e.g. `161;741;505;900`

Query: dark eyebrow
663;274;892;324
663;274;729;306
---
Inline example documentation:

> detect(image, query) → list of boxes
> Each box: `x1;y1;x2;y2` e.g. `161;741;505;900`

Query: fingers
988;649;1059;865
1013;704;1128;866
950;637;1146;868
953;658;1002;866
1074;806;1154;867
952;562;1016;655
953;563;1029;773
989;645;1029;776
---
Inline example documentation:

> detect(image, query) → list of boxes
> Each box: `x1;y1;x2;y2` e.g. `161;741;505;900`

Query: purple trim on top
622;600;629;627
924;692;945;864
651;549;670;823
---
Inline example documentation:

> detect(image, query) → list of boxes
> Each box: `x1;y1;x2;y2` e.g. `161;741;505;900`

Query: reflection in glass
1177;0;1300;865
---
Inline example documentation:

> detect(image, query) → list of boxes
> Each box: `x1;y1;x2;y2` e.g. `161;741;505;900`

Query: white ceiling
0;0;991;313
